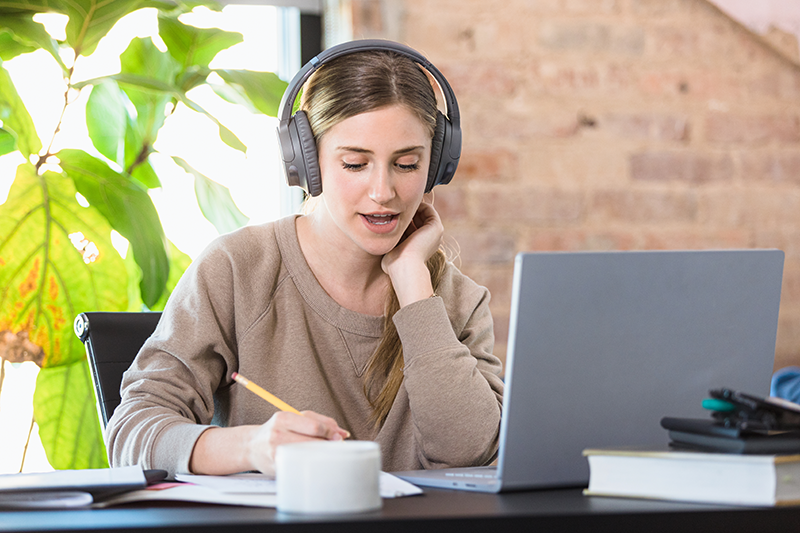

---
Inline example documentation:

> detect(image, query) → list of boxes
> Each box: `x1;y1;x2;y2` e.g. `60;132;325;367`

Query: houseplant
0;0;287;469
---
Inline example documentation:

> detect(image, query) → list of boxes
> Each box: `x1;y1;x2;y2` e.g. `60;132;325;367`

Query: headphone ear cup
427;112;447;192
293;111;323;197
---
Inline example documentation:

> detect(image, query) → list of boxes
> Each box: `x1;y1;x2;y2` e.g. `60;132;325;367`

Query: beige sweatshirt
106;216;503;478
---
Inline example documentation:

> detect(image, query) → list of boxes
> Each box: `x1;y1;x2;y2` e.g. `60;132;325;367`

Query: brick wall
343;0;800;371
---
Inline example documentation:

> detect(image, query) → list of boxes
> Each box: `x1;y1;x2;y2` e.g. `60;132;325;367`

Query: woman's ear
423;191;435;205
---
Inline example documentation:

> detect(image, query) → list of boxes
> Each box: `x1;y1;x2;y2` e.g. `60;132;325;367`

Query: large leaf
86;81;127;166
172;156;248;235
57;149;168;308
0;14;68;72
178;94;246;153
126;239;191;311
158;13;242;70
117;38;179;144
0;29;37;61
0;60;42;158
0;126;16;156
0;1;61;15
77;71;247;154
214;69;287;117
0;163;127;368
33;358;108;469
60;0;149;57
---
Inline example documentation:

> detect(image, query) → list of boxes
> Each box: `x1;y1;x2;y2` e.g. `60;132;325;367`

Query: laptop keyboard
444;471;497;480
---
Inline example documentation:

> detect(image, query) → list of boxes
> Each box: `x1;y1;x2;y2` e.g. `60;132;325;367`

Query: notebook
394;249;785;492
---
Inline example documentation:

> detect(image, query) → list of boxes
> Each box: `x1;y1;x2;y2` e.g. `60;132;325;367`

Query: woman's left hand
381;199;443;307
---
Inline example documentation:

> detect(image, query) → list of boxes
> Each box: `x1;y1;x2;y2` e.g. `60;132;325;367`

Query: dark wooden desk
1;487;798;533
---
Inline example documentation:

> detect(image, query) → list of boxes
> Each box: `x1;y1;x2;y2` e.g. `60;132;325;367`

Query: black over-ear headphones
276;39;462;197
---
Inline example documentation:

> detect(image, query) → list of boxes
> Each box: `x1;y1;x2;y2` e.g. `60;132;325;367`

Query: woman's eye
397;162;420;172
342;162;366;171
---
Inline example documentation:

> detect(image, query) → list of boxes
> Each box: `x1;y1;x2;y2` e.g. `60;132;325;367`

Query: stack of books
582;447;800;506
583;389;800;507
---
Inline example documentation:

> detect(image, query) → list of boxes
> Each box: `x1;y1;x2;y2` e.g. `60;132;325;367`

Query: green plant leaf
33;358;108;469
0;14;68;72
0;126;16;156
0;163;127;368
172;156;249;235
86;81;127;166
126;239;191;311
0;30;37;61
57;149;168;308
178;95;247;153
117;37;180;141
214;69;287;117
58;0;149;57
0;60;42;158
158;12;242;69
130;156;161;189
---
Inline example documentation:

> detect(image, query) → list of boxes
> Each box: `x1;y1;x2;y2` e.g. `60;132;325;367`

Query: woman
106;41;504;478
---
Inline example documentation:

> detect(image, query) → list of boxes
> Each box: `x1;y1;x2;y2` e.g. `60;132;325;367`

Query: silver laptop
394;249;784;492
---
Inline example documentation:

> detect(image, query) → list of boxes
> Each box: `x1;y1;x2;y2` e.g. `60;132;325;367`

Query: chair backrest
74;311;162;429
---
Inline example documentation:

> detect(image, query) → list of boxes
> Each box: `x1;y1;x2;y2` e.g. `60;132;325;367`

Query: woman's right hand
245;411;350;476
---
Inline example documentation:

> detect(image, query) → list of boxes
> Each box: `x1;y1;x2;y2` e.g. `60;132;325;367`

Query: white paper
176;471;422;498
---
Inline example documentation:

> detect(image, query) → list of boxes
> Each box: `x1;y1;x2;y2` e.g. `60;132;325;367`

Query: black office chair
74;312;162;429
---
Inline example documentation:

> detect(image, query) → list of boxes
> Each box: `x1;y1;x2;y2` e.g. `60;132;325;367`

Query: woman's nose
368;166;396;204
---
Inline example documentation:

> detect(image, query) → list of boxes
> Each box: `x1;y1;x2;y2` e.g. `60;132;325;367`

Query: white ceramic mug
275;440;382;514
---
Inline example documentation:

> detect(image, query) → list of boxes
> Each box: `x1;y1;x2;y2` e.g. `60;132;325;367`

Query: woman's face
314;104;431;258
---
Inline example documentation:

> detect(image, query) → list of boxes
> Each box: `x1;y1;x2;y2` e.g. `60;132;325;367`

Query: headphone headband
278;39;460;138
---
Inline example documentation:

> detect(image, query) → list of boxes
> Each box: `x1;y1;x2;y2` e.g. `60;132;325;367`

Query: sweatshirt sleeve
392;279;503;469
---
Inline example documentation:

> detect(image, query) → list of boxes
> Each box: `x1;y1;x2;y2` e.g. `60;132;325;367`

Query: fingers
247;411;350;475
266;411;349;447
297;411;351;440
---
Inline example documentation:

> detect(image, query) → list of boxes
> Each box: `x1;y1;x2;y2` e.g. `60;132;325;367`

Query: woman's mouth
363;213;396;225
360;213;399;234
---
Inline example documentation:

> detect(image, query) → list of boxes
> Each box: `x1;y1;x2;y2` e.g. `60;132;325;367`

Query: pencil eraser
231;372;238;379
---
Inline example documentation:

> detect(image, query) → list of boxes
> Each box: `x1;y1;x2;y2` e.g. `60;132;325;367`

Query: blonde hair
301;50;448;429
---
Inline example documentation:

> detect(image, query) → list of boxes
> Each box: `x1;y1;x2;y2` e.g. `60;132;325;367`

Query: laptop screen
499;249;784;490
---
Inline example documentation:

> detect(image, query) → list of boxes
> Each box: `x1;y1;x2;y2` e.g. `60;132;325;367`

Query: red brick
629;0;690;16
440;61;518;97
470;106;580;140
492;313;510;347
434;186;469;221
590;189;698;223
630;151;733;183
456;147;519;182
603;113;690;141
705;113;800;144
537;22;645;56
351;0;383;35
639;228;751;250
779;260;800;305
774;313;800;370
699;191;800;228
447;228;516;264
562;0;622;14
651;27;701;60
754;230;800;260
466;265;515;310
475;187;584;224
527;228;638;251
747;71;800;101
741;152;800;184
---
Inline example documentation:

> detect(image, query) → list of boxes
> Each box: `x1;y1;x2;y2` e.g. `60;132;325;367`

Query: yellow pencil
231;372;301;415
